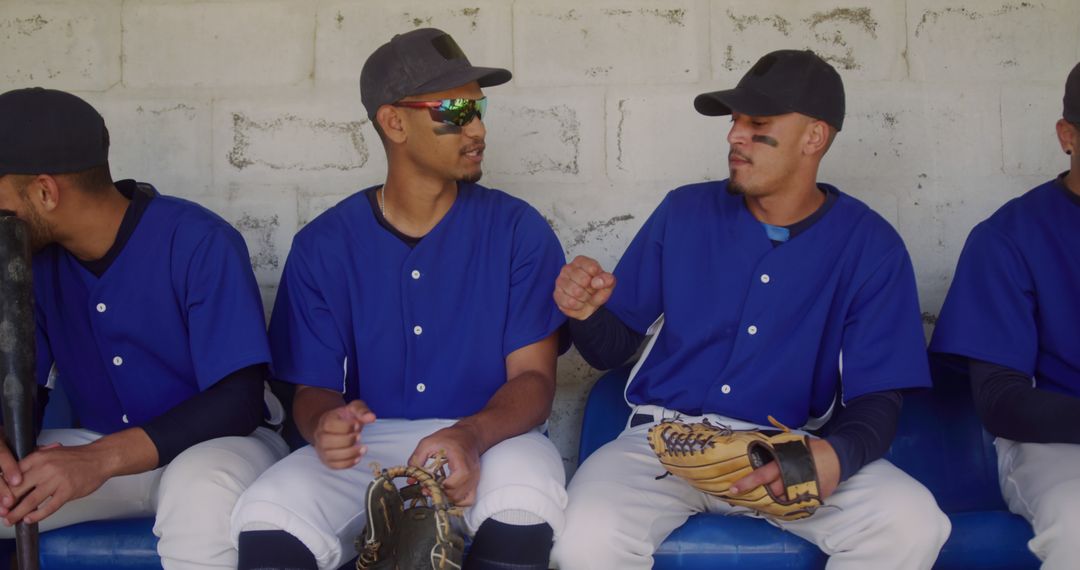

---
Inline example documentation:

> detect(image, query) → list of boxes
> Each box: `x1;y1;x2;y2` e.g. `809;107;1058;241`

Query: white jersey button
721;384;732;394
416;383;426;393
121;414;129;424
411;270;421;280
760;274;770;284
413;325;423;335
747;325;758;335
96;303;107;313
112;356;124;366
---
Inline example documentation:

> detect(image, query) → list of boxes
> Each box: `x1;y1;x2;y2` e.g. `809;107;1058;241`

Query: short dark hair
57;163;113;192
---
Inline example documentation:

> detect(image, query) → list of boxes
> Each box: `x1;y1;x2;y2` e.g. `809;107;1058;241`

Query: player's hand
313;400;376;470
728;438;841;501
0;432;23;514
3;443;105;526
553;255;616;321
408;424;482;507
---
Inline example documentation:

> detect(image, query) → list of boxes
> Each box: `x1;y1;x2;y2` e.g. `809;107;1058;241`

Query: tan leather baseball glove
647;416;823;521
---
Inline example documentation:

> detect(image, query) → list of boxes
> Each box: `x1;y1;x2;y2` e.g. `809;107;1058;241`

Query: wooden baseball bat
0;211;40;570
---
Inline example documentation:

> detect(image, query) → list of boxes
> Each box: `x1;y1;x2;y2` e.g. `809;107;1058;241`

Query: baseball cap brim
694;87;793;117
409;65;512;99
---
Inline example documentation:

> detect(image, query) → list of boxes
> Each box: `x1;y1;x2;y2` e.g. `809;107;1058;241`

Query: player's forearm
567;306;645;370
85;427;159;478
821;390;902;482
456;370;555;455
293;386;348;444
970;358;1080;443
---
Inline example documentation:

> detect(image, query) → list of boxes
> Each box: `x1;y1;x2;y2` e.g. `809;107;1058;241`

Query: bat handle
15;522;38;570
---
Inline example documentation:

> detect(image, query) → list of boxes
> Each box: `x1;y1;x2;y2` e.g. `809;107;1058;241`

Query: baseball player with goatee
551;50;950;569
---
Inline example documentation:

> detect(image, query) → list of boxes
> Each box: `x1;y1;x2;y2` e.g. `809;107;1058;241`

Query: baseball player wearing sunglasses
232;28;568;570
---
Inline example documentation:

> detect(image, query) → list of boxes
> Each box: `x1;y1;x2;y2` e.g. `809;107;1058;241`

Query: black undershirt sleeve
566;306;646;370
969;358;1080;444
821;390;903;482
141;364;267;467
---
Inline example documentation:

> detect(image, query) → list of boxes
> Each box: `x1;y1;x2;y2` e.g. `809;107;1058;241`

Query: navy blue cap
695;50;845;131
1065;61;1080;124
360;28;511;119
0;88;109;176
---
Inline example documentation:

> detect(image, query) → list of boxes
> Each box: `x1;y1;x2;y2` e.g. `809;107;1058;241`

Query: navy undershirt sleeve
969;358;1080;444
141;364;267;467
567;306;646;370
821;390;903;482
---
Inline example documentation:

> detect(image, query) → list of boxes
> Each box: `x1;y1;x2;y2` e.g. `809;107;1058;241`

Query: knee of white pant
231;461;360;570
467;484;567;536
1028;481;1080;563
551;482;647;569
873;486;951;553
155;436;284;568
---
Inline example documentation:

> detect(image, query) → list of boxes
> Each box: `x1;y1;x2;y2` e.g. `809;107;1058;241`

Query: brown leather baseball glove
647;416;823;521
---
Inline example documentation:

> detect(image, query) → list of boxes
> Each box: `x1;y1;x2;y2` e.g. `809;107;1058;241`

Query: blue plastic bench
577;362;1040;569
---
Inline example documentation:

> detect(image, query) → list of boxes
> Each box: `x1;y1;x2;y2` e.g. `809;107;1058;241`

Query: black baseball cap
1065;61;1080;124
360;28;511;119
694;50;845;131
0;87;109;176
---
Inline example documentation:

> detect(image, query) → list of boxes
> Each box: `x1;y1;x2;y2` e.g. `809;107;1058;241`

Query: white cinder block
821;82;1002;180
711;0;905;82
190;184;300;289
87;96;213;198
605;88;728;183
0;1;121;90
498;180;664;268
123;1;314;88
897;174;1041;317
213;94;386;188
484;87;604;183
298;191;354;227
315;1;512;85
908;0;1079;82
1002;82;1071;176
513;1;703;86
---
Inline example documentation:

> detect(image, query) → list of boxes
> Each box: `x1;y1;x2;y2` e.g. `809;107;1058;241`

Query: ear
1056;118;1077;156
28;174;61;213
803;120;830;156
376;105;408;145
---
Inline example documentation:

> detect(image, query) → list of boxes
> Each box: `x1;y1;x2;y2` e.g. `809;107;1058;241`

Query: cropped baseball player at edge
0;88;289;567
230;28;568;570
929;62;1080;570
550;50;951;569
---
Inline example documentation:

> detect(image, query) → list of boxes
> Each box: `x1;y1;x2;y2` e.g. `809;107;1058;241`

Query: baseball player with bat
929;61;1080;569
231;28;568;570
0;88;288;568
550;50;950;569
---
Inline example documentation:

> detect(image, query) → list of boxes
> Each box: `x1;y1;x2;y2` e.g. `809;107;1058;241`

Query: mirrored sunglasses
392;97;488;127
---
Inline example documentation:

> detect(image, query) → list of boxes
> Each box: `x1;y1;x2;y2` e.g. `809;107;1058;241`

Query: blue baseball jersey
930;178;1080;397
607;181;931;427
268;183;566;419
32;187;271;434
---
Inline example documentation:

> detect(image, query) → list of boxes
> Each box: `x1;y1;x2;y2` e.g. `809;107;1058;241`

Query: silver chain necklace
378;187;388;219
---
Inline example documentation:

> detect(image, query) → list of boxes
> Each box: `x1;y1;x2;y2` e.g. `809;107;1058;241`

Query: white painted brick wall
4;0;1078;474
123;1;315;88
0;1;121;90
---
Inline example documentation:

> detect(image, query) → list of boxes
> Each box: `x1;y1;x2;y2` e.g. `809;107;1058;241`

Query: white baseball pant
996;437;1080;569
551;411;950;570
0;427;288;569
231;418;568;570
